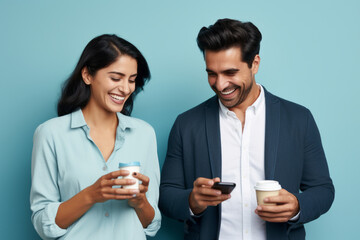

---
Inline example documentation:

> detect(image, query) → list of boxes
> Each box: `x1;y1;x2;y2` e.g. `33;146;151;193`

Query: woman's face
83;55;138;113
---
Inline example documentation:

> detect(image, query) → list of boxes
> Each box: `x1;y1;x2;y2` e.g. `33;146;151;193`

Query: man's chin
219;98;238;109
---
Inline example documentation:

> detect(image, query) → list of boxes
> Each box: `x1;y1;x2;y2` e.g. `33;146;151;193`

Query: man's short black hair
197;18;262;67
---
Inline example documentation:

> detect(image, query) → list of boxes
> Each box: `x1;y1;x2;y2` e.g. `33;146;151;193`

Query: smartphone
212;182;236;194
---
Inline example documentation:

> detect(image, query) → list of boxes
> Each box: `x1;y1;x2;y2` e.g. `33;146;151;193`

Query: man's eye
225;72;236;76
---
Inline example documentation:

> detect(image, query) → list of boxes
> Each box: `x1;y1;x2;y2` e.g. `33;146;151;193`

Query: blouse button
102;166;108;171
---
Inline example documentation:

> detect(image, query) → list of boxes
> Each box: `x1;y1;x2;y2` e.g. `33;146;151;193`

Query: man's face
205;47;259;109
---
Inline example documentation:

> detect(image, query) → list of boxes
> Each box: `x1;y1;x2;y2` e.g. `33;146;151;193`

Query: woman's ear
81;67;92;85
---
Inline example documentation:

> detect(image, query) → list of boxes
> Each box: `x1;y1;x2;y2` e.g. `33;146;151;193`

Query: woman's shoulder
117;113;155;135
34;114;72;139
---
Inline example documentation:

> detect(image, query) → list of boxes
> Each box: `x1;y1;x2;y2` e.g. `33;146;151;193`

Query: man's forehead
205;47;243;61
204;47;245;70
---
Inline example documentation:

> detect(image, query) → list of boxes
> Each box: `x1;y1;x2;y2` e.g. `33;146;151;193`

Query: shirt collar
71;109;87;128
251;84;265;115
70;109;135;130
218;84;265;116
116;112;135;131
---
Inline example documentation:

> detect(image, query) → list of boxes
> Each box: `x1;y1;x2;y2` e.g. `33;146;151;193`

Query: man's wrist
289;211;300;222
189;192;206;215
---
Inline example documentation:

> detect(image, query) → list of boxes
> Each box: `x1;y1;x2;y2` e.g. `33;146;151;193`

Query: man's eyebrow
222;68;239;74
205;68;240;73
108;71;137;77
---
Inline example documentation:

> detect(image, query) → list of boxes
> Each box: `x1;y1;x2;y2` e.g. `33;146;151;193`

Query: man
159;18;334;240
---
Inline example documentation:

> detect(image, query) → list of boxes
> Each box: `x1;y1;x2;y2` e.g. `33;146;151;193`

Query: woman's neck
81;101;118;130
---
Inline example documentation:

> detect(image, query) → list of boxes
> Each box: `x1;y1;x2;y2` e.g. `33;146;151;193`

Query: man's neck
229;84;261;129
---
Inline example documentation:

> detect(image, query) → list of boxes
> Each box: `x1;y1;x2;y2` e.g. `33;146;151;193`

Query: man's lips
221;88;237;95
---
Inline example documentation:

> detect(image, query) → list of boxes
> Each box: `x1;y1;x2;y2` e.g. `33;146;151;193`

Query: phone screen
212;182;236;194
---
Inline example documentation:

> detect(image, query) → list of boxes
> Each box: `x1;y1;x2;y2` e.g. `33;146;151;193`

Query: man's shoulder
265;88;310;116
176;95;218;122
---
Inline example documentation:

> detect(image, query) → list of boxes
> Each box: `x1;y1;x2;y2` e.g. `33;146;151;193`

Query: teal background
0;0;359;239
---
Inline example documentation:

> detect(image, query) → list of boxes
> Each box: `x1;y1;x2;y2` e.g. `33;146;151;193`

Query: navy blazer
159;88;334;240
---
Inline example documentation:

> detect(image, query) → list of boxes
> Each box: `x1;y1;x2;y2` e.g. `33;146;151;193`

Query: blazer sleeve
159;116;193;222
293;110;335;224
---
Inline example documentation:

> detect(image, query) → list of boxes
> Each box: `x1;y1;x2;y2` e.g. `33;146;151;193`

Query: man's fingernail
209;180;214;185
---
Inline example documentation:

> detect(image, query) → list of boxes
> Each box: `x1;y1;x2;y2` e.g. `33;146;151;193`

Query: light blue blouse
30;109;161;239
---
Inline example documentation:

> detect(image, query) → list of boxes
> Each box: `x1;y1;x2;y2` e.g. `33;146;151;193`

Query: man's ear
251;55;260;74
81;67;92;85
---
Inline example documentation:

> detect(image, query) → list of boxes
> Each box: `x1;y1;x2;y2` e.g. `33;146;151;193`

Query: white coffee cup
254;180;281;206
118;162;140;189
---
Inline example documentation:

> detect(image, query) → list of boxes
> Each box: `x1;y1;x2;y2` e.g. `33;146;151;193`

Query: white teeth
221;88;236;95
109;94;125;101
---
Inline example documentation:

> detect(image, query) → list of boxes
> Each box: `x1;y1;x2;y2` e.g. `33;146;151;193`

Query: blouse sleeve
142;127;161;236
30;124;67;239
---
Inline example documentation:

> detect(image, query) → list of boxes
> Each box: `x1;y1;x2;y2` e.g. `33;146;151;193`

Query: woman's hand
126;172;155;228
86;170;140;204
56;170;138;229
127;172;150;209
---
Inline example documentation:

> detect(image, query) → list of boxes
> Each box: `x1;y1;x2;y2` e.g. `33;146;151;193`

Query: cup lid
254;180;281;191
119;161;140;168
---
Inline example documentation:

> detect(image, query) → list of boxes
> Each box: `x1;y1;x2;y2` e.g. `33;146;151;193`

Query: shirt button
102;166;108;171
105;212;109;217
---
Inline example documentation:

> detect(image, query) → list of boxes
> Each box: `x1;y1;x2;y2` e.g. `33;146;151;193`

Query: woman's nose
118;79;131;94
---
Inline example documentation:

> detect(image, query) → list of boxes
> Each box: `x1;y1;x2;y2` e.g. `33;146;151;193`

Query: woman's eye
111;77;121;81
129;79;136;83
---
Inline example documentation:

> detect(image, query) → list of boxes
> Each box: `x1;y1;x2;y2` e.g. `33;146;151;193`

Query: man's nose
214;75;229;92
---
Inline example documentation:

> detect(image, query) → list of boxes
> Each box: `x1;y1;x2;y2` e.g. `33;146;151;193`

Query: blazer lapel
264;88;280;180
205;96;222;179
205;96;222;239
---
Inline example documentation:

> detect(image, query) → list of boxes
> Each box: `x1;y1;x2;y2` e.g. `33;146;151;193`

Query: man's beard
215;80;254;109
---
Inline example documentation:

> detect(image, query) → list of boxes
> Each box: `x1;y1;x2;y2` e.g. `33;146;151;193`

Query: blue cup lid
119;161;140;168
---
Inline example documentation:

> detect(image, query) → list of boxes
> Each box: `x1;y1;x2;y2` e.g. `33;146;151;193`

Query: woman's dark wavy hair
57;34;150;116
197;18;262;68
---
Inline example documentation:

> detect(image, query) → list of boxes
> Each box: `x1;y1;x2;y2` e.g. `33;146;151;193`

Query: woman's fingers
102;187;139;195
103;170;130;180
132;172;150;186
99;178;136;188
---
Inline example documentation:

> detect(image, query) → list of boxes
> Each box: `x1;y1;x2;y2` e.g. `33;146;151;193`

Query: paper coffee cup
254;180;281;205
118;162;140;189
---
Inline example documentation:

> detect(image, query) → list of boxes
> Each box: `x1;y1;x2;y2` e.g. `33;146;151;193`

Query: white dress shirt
218;84;266;240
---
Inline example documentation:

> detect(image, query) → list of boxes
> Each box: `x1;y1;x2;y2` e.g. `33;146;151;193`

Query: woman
30;34;161;239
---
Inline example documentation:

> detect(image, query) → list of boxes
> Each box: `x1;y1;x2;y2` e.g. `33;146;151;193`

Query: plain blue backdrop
1;0;359;239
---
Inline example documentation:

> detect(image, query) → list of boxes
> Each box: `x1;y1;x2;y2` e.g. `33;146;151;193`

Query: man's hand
255;189;299;222
189;177;231;215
